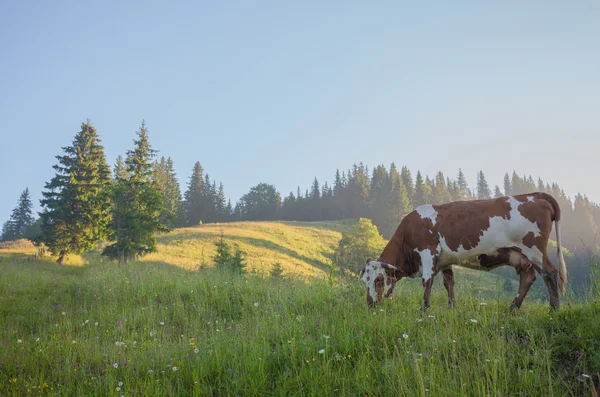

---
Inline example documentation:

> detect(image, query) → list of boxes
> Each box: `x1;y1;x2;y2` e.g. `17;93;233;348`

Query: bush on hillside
335;218;386;275
213;233;246;275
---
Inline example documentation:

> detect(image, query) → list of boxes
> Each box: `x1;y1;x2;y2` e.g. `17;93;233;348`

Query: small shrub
270;262;284;279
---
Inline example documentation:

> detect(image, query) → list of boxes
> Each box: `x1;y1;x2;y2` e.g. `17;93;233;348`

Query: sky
1;1;599;226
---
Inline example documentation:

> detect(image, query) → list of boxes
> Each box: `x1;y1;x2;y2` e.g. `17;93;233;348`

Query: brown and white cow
360;192;567;310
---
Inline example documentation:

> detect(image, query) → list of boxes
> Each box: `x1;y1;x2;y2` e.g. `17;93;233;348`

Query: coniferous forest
2;120;599;289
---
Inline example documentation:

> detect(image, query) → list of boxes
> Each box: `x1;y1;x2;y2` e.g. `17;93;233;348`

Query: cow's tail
540;192;568;294
555;218;568;294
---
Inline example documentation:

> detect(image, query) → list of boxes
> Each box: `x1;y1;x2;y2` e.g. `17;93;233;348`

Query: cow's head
359;258;398;307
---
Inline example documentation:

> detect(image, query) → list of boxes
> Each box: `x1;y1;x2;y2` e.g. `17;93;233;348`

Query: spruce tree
414;171;426;206
113;155;129;180
310;177;320;201
537;178;545;192
494;185;503;198
102;121;169;263
153;157;182;227
476;170;492;199
401;166;414;201
423;176;434;204
216;183;227;222
456;169;470;200
225;199;233;222
40;120;112;264
3;188;35;240
503;173;512;196
183;162;205;225
369;165;389;231
382;164;412;237
433;172;451;204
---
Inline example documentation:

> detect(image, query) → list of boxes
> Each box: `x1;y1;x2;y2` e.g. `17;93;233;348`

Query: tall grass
1;252;598;396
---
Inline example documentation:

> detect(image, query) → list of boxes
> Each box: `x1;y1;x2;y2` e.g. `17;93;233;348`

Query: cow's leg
442;268;455;308
422;277;434;310
419;248;439;310
510;261;536;310
540;255;560;310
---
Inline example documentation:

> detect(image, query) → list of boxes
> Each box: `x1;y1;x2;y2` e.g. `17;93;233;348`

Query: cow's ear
365;257;372;264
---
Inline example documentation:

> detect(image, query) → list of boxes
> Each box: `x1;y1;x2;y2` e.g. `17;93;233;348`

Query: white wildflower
319;349;325;354
428;315;435;319
118;381;123;386
582;373;590;378
172;366;178;371
254;302;259;307
62;312;66;316
17;339;22;343
470;319;478;323
479;302;487;306
95;322;98;326
402;333;409;339
113;363;119;369
160;322;165;325
194;348;199;354
147;369;153;373
417;318;423;323
85;319;90;323
36;338;40;342
116;387;121;392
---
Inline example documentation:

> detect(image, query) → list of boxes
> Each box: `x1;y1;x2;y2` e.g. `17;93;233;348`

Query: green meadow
1;221;599;396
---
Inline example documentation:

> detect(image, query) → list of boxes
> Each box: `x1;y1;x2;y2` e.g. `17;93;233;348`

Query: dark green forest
2;120;598;290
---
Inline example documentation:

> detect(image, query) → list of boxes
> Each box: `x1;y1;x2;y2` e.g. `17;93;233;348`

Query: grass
1;221;599;396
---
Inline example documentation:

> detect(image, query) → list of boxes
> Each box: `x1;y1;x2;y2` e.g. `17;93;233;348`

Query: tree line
2;120;599;268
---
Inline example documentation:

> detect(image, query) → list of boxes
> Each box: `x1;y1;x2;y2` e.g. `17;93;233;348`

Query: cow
359;192;567;311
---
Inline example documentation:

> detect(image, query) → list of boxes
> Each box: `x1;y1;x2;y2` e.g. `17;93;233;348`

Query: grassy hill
1;221;598;395
142;220;355;278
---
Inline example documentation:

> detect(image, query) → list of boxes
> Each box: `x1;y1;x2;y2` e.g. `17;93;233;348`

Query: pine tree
423;175;434;204
456;169;470;200
537;178;545;193
203;175;217;223
113;155;129;180
414;171;426;206
381;164;412;237
40;120;112;264
433;172;451;204
1;222;12;242
184;162;205;225
511;171;522;195
476;170;492;200
2;188;35;241
494;185;503;198
282;192;297;220
503;173;512;196
102;121;169;263
369;165;389;230
216;183;227;222
153;156;181;227
225;199;233;222
310;177;320;201
346;163;370;218
401;166;414;201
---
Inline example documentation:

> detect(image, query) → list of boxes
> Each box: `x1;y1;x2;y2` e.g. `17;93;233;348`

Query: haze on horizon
1;1;599;226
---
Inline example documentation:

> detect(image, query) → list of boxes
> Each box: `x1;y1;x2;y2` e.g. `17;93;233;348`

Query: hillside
141;220;354;278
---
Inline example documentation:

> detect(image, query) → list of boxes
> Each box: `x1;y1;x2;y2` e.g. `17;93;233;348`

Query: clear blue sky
1;1;599;226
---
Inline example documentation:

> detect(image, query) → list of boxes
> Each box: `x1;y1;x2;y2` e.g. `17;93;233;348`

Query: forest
2;120;598;288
